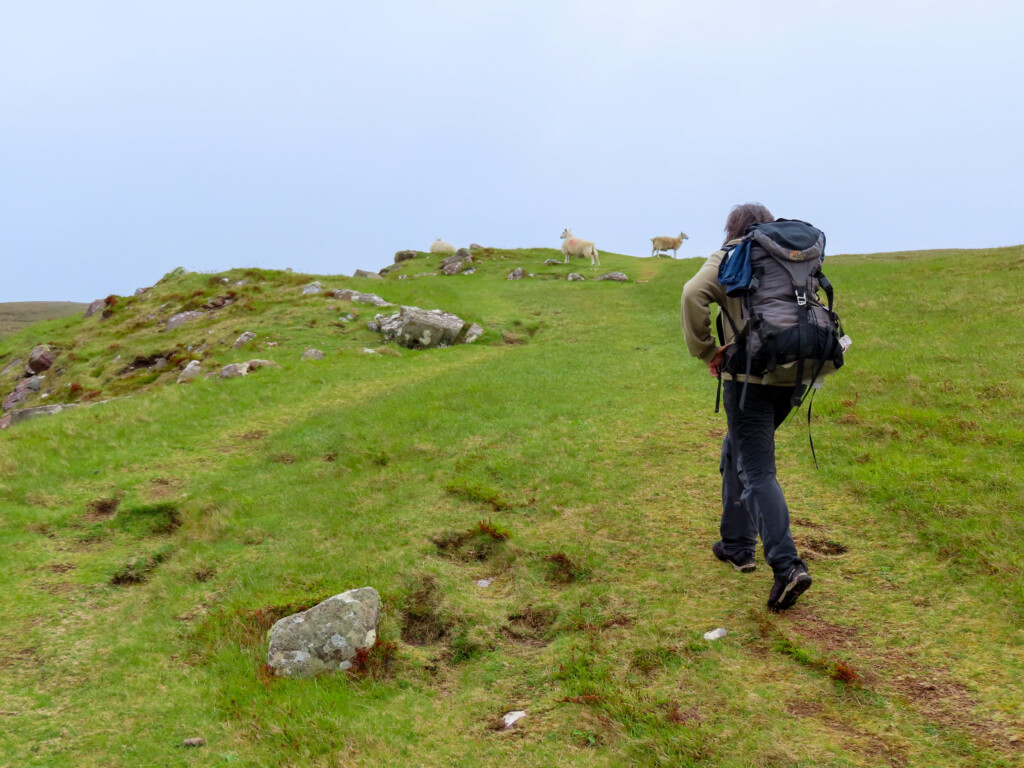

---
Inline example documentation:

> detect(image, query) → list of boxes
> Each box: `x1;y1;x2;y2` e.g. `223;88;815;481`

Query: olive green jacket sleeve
680;242;744;364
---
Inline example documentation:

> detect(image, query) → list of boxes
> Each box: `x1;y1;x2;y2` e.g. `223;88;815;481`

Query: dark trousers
719;380;800;576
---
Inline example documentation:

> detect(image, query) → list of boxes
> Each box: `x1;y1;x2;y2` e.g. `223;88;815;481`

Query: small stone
25;376;43;392
219;363;249;378
703;628;728;641
567;273;585;281
507;268;524;280
233;331;257;349
177;361;202;384
361;348;380;355
165;311;205;331
182;737;206;747
544;259;561;265
353;269;384;280
134;286;150;296
302;282;323;295
502;711;526;729
461;323;484;344
476;578;493;588
597;271;629;282
462;268;476;275
394;250;417;263
302;348;325;361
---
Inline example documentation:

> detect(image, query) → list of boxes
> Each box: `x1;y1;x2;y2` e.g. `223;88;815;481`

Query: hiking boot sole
768;572;812;612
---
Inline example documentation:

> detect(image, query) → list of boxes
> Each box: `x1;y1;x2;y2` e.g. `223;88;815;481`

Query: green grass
0;246;1022;766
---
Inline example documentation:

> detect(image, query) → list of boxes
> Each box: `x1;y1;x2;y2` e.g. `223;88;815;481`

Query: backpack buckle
795;290;807;306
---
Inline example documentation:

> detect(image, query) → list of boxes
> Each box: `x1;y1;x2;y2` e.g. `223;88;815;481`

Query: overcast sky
2;1;1021;302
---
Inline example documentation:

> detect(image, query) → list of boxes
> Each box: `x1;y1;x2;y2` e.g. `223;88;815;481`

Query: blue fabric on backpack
717;240;753;297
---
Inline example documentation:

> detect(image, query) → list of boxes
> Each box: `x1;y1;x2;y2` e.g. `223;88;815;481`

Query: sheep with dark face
651;232;689;258
560;228;599;266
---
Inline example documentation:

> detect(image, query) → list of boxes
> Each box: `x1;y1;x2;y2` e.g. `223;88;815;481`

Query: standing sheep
650;232;689;258
560;228;600;266
429;238;456;255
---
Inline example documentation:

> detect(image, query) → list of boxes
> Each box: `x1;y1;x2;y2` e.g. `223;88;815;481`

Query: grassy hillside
0;301;89;339
1;246;1022;767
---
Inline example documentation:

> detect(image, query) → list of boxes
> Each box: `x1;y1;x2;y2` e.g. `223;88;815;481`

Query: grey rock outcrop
327;289;393;307
374;306;483;349
302;281;323;295
165;311;205;331
219;363;249;378
302;348;325;361
353;269;383;280
394;250;417;263
463;323;484;344
507;268;524;280
442;260;468;276
134;287;150;296
26;345;55;374
267;587;381;678
567;273;585;281
177;361;202;384
597;272;629;282
233;331;257;349
469;243;484;250
3;382;28;411
25;376;43;392
84;300;104;318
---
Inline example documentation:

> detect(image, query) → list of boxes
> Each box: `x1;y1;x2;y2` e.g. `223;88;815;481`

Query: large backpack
716;219;845;410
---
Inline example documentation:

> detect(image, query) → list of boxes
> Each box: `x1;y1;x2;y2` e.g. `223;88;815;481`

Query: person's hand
707;345;730;377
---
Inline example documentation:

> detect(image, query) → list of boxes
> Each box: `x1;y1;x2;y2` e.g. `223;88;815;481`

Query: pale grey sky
2;1;1021;301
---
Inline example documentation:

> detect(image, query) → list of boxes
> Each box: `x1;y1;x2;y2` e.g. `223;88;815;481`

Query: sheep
429;238;456;255
560;228;600;266
651;232;689;258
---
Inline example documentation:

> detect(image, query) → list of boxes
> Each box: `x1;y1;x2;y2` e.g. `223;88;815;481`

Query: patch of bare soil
400;575;451;646
84;496;120;522
789;613;860;655
502;605;558;646
795;535;849;559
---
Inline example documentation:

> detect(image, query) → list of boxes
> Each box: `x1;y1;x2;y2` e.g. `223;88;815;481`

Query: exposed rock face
302;348;325;361
177;361;202;384
233;332;257;349
26;345;55;374
25;376;43;392
374;307;482;349
2;403;79;426
442;260;468;276
327;289;393;307
394;250;417;263
468;243;484;250
3;382;28;411
219;363;249;378
134;287;150;296
267;587;381;678
165;311;205;331
463;323;484;344
597;272;629;282
84;300;104;318
353;269;384;280
302;281;323;295
567;273;585;281
507;268;524;280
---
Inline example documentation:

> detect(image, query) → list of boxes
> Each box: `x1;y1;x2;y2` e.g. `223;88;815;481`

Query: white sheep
560;228;600;266
650;232;689;258
429;238;456;255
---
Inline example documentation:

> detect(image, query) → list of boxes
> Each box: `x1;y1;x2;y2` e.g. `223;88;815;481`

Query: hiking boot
767;563;812;612
712;541;756;573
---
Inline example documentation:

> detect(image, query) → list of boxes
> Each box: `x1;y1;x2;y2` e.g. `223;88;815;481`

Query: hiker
680;203;816;612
